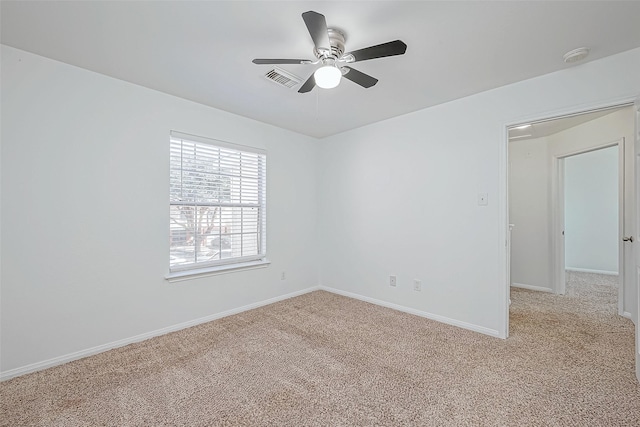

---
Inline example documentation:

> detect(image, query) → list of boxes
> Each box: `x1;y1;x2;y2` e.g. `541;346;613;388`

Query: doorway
555;143;622;313
507;105;635;324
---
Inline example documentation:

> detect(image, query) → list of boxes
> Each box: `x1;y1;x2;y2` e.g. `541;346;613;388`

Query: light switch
478;193;488;206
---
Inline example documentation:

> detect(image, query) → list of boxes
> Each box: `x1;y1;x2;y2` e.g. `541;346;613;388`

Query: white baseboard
319;286;501;338
565;267;619;276
511;283;554;293
0;286;320;382
623;311;633;320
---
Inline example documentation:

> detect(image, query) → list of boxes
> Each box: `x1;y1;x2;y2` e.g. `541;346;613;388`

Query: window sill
165;259;270;283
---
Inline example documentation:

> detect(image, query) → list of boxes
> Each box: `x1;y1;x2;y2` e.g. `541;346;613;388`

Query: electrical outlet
389;275;397;287
414;279;422;291
281;272;286;280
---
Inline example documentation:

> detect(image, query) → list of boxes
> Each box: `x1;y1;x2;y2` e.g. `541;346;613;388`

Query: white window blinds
169;131;267;272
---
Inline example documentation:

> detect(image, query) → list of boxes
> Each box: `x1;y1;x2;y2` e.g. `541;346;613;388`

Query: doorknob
623;236;634;242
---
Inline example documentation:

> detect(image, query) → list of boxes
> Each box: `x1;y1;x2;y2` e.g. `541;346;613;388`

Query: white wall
509;137;552;290
317;47;640;337
565;146;619;273
0;45;318;374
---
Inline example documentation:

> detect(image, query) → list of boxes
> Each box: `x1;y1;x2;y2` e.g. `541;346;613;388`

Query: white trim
166;259;271;282
565;267;619;276
319;286;501;338
500;123;510;339
618;137;627;319
635;96;640;383
623;311;633;320
552;155;566;295
553;139;622;159
503;99;636;132
511;283;555;293
0;286;320;381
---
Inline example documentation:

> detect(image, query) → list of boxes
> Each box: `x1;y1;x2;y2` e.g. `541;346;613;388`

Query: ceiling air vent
264;67;302;89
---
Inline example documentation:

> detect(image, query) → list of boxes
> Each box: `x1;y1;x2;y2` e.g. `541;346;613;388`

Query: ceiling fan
252;11;407;93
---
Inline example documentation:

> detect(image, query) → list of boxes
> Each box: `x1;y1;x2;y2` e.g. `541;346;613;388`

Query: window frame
166;131;268;281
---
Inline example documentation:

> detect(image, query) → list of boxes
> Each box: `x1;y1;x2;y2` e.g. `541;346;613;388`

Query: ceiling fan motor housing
315;28;346;60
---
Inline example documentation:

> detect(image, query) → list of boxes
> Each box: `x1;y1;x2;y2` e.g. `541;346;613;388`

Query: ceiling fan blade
342;67;378;88
298;74;316;93
302;11;330;51
252;59;308;65
347;40;407;62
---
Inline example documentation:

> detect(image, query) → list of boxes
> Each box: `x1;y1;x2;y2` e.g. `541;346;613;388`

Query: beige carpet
1;274;639;426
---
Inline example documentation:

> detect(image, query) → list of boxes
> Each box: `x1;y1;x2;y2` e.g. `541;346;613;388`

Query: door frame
502;97;636;339
551;139;625;316
634;96;640;383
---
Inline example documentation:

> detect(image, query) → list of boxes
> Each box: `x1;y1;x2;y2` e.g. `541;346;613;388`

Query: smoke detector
563;47;590;64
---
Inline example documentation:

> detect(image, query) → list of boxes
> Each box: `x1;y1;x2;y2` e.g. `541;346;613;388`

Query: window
169;131;267;276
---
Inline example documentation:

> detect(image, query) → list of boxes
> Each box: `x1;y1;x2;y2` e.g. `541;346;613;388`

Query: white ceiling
2;1;640;138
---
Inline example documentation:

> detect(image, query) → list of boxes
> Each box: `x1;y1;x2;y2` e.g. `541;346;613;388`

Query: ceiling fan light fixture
314;64;342;89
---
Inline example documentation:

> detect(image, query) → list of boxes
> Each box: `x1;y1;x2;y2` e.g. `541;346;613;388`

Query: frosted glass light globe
314;65;341;89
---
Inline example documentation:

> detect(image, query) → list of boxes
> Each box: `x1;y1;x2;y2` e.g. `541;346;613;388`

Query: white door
634;97;640;383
